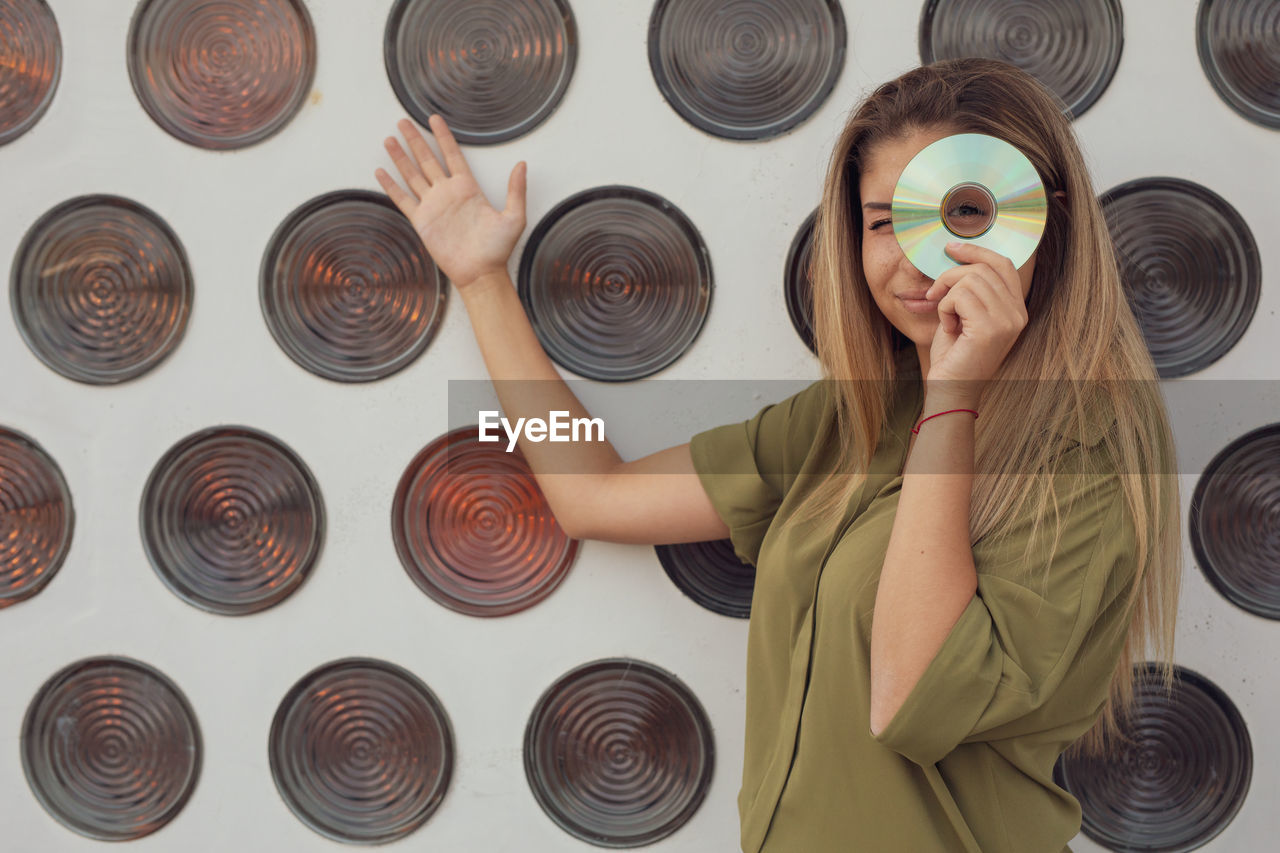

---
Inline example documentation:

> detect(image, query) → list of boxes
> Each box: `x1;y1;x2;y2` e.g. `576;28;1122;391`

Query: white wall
2;1;1277;851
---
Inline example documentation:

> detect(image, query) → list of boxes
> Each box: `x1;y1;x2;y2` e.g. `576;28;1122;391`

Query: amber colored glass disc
384;0;577;145
126;0;315;149
260;190;447;382
269;658;454;843
517;185;712;382
392;425;579;616
140;426;325;615
0;427;73;608
10;194;193;384
524;658;715;847
20;656;202;841
0;0;61;146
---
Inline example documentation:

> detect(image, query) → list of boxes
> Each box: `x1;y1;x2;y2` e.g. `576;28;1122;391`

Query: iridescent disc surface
891;132;1046;280
0;427;73;608
269;658;454;843
524;658;715;846
20;656;202;841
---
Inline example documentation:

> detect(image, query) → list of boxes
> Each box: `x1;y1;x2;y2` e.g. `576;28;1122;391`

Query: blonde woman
375;57;1181;853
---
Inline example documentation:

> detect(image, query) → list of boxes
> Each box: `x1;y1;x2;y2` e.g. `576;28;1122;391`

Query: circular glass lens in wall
1190;423;1280;620
524;658;715;846
1099;177;1260;377
655;538;756;618
20;656;202;841
260;190;447;382
126;0;315;149
648;0;846;139
1197;0;1280;129
392;425;579;616
10;194;193;384
269;658;454;843
518;185;712;381
0;427;73;608
384;0;577;144
919;0;1123;118
0;0;61;146
140;426;325;615
1055;663;1252;852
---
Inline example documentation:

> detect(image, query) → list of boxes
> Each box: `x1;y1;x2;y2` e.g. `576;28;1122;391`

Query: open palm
374;115;527;290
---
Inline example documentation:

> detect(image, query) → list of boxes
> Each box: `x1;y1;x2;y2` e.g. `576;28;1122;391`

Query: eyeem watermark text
478;411;605;452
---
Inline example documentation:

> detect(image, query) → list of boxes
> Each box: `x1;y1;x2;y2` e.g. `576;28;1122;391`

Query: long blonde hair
794;58;1181;759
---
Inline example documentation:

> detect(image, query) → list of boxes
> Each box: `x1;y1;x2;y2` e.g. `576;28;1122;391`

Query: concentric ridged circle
1099;177;1260;377
0;427;73;608
260;190;447;382
10;194;193;384
20;656;202;841
1189;423;1280;620
392;425;578;616
1054;663;1252;852
523;658;715;847
140;426;325;616
919;0;1123;118
654;539;755;619
784;207;818;355
0;0;61;146
1197;0;1280;129
384;0;577;145
126;0;315;150
647;0;845;139
517;186;712;382
269;658;454;844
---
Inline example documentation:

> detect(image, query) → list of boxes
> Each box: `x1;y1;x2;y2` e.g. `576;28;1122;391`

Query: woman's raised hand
375;115;528;291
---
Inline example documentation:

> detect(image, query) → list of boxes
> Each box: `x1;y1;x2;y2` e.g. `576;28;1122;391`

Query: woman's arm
376;115;729;544
868;386;978;737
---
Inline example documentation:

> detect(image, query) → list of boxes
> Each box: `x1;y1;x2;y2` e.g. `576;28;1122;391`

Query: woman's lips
898;295;939;314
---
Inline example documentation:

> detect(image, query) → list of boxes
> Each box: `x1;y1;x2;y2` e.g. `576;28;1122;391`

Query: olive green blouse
689;349;1138;853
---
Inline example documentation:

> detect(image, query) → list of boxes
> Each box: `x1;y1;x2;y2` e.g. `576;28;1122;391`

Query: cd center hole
941;183;997;238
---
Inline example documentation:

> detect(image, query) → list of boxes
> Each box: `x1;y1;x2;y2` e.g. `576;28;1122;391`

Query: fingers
383;134;430;199
941;241;1021;300
505;161;527;220
425;114;473;181
374;167;415;218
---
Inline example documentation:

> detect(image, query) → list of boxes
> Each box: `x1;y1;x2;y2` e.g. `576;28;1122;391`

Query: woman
375;58;1181;853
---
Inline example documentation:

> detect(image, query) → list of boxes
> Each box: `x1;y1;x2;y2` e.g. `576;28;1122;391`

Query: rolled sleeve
871;477;1135;767
688;381;828;566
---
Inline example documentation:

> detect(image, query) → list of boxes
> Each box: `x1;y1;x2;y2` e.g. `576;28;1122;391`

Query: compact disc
890;133;1047;280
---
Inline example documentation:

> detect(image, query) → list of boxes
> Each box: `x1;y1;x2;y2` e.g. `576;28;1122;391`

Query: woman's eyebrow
862;201;892;210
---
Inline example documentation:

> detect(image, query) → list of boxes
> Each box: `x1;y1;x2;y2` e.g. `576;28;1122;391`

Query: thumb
505;161;527;219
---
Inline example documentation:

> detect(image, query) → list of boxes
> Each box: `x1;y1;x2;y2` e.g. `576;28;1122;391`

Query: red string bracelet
911;408;978;434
